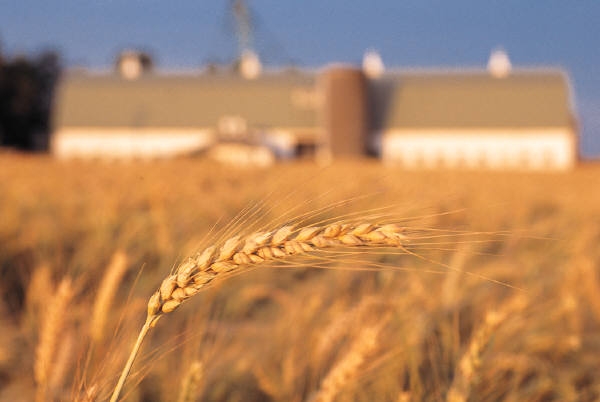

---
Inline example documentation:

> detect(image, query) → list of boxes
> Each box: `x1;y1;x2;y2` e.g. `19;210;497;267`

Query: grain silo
320;66;369;159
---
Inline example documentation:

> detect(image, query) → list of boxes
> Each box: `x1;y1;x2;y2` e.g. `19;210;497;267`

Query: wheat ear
312;324;382;402
110;222;407;402
35;277;73;402
91;250;128;343
177;361;204;402
446;295;527;402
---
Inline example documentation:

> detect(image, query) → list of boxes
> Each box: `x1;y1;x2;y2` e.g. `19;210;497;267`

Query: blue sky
1;1;599;157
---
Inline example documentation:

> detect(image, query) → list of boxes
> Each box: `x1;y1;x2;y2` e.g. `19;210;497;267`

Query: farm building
375;69;578;170
51;52;579;170
52;63;321;160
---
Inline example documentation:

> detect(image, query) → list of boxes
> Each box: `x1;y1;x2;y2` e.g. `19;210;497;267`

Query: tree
0;50;61;150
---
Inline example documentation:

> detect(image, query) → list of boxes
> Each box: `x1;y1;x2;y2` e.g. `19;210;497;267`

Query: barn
51;52;579;170
375;70;578;170
51;67;321;160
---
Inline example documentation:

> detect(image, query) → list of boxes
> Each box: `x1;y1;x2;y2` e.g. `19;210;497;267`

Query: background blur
0;1;599;158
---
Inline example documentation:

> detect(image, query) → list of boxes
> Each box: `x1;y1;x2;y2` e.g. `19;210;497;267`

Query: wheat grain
110;221;408;402
149;222;407;318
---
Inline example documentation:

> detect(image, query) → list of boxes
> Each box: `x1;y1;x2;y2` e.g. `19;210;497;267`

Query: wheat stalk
177;360;203;402
312;323;382;402
35;277;74;402
91;250;129;343
48;331;76;400
110;222;408;402
446;295;527;402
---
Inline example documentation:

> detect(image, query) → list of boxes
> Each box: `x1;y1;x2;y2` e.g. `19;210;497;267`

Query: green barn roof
370;70;574;129
53;71;319;129
54;68;576;134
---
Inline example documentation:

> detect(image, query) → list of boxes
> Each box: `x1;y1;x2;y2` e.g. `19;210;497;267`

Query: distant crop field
0;155;599;402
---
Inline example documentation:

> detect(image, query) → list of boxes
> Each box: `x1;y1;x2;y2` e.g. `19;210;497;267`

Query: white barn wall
382;129;576;170
52;128;216;159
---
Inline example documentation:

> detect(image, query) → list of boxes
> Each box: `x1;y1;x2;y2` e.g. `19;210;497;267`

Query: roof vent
487;49;511;78
362;49;385;78
116;50;153;80
239;49;262;79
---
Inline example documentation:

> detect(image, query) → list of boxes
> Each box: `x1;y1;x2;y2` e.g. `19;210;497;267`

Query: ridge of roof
382;65;568;75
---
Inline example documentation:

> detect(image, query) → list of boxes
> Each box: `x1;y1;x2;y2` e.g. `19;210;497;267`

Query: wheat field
0;154;599;401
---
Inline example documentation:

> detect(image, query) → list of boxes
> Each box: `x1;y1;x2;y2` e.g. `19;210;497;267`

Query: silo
320;66;369;159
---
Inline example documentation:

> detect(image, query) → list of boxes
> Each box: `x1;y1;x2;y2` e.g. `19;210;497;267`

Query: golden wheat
34;277;74;402
47;331;76;400
176;360;203;402
91;250;129;343
149;222;408;317
316;295;382;360
312;323;383;402
3;156;598;400
446;295;528;402
110;221;409;402
396;391;411;402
